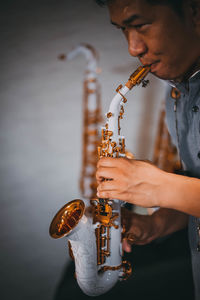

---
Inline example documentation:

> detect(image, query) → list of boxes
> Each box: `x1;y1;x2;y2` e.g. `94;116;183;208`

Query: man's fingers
97;157;123;167
96;167;117;181
97;179;129;199
97;179;119;191
96;189;119;199
97;157;117;168
122;239;132;253
97;157;129;168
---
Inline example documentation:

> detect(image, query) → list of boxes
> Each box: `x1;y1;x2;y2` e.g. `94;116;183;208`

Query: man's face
108;0;200;80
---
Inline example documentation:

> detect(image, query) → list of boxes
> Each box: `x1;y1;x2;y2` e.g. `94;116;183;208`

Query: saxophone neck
98;65;151;157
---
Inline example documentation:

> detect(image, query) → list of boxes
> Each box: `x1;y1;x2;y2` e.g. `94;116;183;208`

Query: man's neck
175;57;200;83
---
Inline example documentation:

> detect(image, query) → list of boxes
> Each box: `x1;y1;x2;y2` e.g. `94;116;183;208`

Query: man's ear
189;0;200;25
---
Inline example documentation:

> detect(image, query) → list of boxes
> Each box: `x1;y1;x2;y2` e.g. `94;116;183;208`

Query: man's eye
115;23;150;32
135;24;143;28
134;24;145;29
133;23;150;31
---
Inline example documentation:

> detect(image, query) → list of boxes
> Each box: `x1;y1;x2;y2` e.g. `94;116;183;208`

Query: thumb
122;239;132;253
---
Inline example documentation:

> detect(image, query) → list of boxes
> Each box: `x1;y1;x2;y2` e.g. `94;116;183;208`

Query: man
95;0;200;298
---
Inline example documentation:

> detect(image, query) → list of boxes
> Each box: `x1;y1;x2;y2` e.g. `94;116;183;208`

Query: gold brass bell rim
49;199;85;239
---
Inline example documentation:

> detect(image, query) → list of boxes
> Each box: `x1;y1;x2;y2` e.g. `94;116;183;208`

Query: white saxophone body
64;199;122;296
50;63;150;296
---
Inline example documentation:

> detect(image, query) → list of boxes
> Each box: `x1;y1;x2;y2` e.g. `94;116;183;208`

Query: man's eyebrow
111;14;141;27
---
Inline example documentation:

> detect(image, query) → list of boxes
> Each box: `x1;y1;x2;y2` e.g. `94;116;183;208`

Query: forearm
97;157;200;217
158;172;200;218
151;208;189;239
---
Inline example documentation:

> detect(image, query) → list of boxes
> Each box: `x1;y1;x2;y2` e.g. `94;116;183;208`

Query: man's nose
127;31;147;57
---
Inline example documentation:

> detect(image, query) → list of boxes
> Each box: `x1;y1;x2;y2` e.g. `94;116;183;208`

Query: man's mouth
150;61;160;72
141;60;160;71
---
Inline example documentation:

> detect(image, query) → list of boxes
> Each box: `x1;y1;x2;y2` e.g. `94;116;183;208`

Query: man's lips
150;61;160;72
141;60;160;71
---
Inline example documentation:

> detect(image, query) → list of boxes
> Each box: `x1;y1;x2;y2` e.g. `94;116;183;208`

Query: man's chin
150;70;167;80
150;64;185;81
150;70;178;81
149;62;177;80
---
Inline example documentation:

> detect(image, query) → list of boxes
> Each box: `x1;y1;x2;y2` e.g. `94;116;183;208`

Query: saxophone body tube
68;199;122;296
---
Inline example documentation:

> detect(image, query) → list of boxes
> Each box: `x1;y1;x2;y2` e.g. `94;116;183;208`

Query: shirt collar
167;69;200;94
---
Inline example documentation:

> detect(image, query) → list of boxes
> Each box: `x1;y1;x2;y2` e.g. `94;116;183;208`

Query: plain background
0;0;166;299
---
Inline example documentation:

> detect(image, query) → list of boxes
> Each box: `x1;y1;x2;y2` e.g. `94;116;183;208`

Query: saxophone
49;65;150;296
58;43;102;200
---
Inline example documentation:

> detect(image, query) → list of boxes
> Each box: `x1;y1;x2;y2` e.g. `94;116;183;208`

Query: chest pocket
181;96;200;175
165;89;178;148
166;87;200;176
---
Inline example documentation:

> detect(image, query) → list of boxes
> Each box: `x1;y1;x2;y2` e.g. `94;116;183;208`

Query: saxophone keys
101;238;106;248
111;141;116;147
141;79;149;87
116;84;123;92
107;130;113;137
97;146;102;157
102;250;110;257
100;226;106;234
120;260;132;281
107;112;113;118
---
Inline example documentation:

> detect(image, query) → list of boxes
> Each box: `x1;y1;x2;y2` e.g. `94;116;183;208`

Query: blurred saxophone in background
58;43;102;200
49;58;150;296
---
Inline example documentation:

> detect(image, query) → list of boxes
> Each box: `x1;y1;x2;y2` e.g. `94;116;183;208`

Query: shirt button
192;105;199;112
198;152;200;159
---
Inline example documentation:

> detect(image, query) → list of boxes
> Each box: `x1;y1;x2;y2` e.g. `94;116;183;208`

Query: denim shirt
165;71;200;299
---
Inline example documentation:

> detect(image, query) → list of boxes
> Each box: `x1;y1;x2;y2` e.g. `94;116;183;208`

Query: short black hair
95;0;185;16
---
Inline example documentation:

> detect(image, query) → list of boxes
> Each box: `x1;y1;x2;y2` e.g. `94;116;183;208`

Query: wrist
158;172;200;217
150;208;188;238
156;171;179;209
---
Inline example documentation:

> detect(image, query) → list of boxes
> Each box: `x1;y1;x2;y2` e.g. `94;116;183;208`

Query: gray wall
0;1;166;299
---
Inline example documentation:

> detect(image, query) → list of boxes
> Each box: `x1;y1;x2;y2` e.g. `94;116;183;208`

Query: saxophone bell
49;199;85;239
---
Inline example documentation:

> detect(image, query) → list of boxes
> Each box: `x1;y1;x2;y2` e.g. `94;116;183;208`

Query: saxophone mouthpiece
125;65;150;90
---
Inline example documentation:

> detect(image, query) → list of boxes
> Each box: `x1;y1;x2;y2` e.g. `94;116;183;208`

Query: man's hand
121;207;158;252
121;207;188;253
96;157;200;217
96;157;166;208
